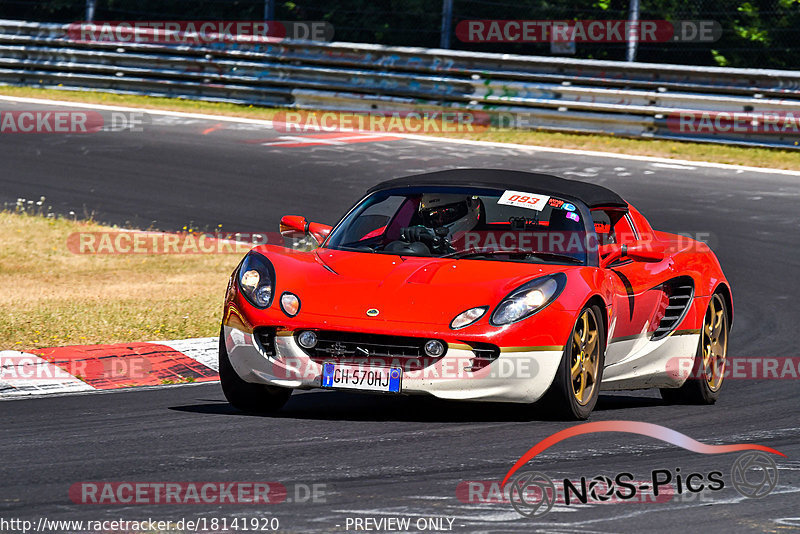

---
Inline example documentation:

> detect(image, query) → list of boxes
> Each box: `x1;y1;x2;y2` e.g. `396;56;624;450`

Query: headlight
237;252;275;308
450;306;489;329
490;273;566;326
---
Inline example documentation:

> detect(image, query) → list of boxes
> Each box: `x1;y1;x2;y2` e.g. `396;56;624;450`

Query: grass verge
1;86;798;171
0;209;239;351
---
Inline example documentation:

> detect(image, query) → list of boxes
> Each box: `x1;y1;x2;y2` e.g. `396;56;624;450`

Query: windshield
325;187;594;265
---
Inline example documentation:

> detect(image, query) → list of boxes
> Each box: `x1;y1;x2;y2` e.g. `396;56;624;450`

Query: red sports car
219;169;732;419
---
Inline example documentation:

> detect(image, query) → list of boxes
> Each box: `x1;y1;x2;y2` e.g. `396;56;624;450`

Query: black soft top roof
369;169;627;209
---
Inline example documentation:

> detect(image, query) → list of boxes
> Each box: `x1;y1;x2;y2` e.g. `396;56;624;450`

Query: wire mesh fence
1;0;798;68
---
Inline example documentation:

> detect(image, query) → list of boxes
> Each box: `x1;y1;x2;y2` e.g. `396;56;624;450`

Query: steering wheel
399;225;453;254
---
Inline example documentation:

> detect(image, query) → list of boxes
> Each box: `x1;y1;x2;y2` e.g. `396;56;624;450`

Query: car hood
259;246;578;325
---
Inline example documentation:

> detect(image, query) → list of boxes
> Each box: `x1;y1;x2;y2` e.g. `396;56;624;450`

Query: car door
595;209;670;365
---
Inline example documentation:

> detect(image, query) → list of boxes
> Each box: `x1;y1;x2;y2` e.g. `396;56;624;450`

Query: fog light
280;292;300;317
424;339;445;357
297;330;318;349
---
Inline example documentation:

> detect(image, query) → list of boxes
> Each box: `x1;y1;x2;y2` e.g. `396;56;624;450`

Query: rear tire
660;293;729;405
540;304;605;420
219;328;292;413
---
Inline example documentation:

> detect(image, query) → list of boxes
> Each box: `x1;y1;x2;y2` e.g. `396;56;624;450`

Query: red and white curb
0;338;218;399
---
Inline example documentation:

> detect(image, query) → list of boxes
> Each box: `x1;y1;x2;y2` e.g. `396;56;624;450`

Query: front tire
219;328;292;413
660;293;729;405
541;304;605;420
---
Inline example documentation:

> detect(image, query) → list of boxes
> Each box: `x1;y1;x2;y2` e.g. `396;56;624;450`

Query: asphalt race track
1;98;799;533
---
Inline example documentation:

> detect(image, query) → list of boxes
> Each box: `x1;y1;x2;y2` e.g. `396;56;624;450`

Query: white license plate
321;363;402;393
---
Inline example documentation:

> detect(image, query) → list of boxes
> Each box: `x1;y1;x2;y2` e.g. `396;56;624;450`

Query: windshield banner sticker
498;191;551;211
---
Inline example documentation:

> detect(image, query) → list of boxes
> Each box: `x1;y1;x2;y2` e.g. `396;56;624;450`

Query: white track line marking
651;162;697;170
0;94;798;176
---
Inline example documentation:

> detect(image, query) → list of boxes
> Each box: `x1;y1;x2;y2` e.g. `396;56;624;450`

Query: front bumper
222;325;563;404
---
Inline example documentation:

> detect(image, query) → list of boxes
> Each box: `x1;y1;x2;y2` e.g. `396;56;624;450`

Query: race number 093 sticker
498;190;551;211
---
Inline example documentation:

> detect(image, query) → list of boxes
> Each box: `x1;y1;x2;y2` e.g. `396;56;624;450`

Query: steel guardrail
0;19;798;148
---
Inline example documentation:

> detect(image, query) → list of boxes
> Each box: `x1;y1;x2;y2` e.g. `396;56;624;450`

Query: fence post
440;0;454;49
626;0;640;62
85;0;96;22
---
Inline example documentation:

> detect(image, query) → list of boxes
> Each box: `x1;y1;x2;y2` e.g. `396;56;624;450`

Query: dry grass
1;86;798;171
0;210;240;351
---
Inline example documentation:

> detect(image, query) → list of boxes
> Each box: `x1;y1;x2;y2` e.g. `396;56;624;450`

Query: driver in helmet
417;194;482;240
392;194;482;254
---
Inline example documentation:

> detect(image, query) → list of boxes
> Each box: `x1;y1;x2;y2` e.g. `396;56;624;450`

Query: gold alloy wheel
570;308;600;405
702;294;728;392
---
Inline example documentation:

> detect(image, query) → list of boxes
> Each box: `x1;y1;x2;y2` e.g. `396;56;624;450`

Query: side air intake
651;277;695;341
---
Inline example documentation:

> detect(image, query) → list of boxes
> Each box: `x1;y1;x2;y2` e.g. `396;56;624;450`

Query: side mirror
626;243;665;262
279;215;332;246
308;222;332;244
280;215;309;240
599;242;665;268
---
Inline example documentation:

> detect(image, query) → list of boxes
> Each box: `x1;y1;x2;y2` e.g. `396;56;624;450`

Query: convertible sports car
219;169;732;419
